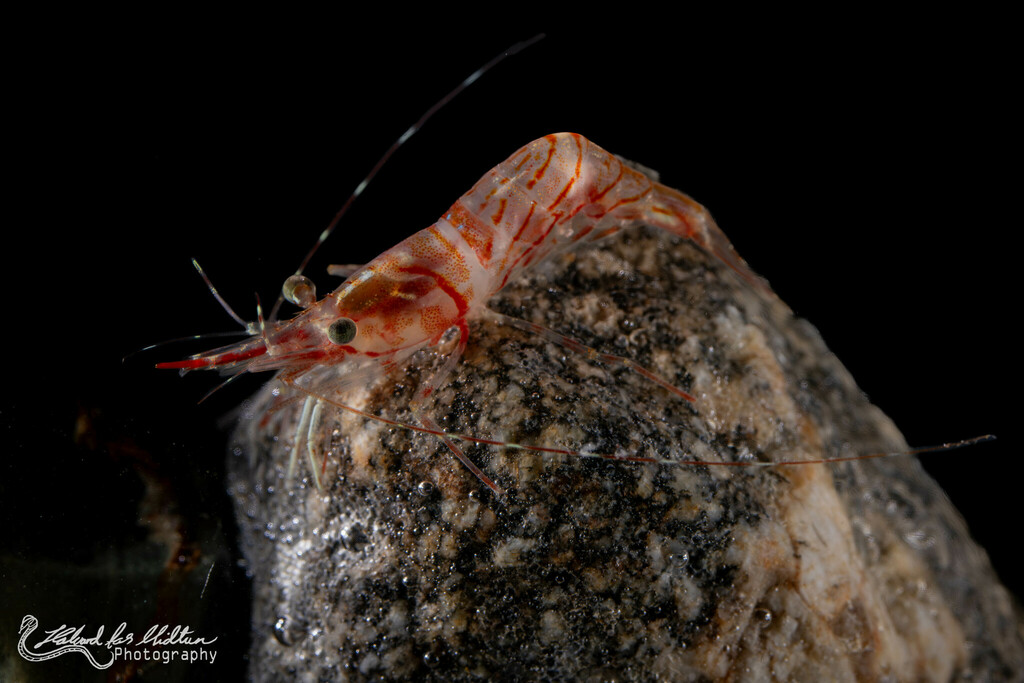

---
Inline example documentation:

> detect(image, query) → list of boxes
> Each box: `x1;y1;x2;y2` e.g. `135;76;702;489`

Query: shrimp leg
484;310;696;402
409;321;503;496
287;395;325;489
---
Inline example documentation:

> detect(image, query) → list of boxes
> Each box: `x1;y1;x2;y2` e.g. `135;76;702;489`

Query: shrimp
158;133;764;493
158;133;990;496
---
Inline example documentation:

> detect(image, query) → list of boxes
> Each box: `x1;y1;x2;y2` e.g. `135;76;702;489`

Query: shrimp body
343;132;761;346
452;132;761;295
164;133;758;378
160;133;763;492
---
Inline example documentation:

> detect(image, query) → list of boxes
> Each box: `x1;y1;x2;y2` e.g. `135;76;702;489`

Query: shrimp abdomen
449;133;768;294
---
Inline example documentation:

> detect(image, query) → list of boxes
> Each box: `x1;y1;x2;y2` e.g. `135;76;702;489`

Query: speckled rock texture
228;227;1023;682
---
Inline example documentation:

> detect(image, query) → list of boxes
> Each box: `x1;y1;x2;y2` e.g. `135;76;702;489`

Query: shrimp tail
702;213;771;294
641;180;771;293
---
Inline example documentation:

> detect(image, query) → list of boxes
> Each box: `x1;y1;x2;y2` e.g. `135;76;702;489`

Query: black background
4;18;1017;680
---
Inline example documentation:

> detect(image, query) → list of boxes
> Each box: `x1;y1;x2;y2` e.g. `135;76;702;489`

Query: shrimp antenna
123;330;250;364
268;33;546;322
281;379;995;473
192;294;269;402
197;369;249;404
192;258;252;331
126;257;253;363
255;293;267;338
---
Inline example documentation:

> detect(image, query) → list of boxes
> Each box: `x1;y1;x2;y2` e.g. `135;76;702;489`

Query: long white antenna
268;34;545;322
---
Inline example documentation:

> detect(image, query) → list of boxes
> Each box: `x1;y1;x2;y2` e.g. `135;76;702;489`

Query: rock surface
228;227;1023;681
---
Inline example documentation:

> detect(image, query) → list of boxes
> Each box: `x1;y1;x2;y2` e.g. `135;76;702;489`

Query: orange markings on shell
448;201;495;266
394;263;472;318
546;134;582;211
525;135;557;190
588;160;625;205
572;224;595;242
417;227;471;285
491;197;507;225
418;304;450;338
380;313;414;346
337;271;413;316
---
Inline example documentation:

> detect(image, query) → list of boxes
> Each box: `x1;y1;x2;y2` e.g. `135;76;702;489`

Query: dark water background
4;22;1016;681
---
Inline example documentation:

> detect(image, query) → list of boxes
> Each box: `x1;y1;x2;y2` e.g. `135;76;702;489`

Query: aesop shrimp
157;132;992;496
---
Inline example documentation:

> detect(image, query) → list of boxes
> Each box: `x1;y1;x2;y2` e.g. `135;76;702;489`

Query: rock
228;226;1023;681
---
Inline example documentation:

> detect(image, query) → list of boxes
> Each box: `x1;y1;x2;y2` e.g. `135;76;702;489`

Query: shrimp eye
327;317;357;345
283;274;316;308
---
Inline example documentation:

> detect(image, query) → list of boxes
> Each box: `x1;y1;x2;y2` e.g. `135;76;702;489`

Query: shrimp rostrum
159;133;768;495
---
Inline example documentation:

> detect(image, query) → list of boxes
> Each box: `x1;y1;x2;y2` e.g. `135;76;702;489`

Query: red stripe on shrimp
396;263;470;318
526;135;557;190
448;201;495;267
547;134;583;210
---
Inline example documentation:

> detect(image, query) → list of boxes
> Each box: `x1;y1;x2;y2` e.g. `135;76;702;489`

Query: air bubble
669;551;690;566
273;617;292;646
